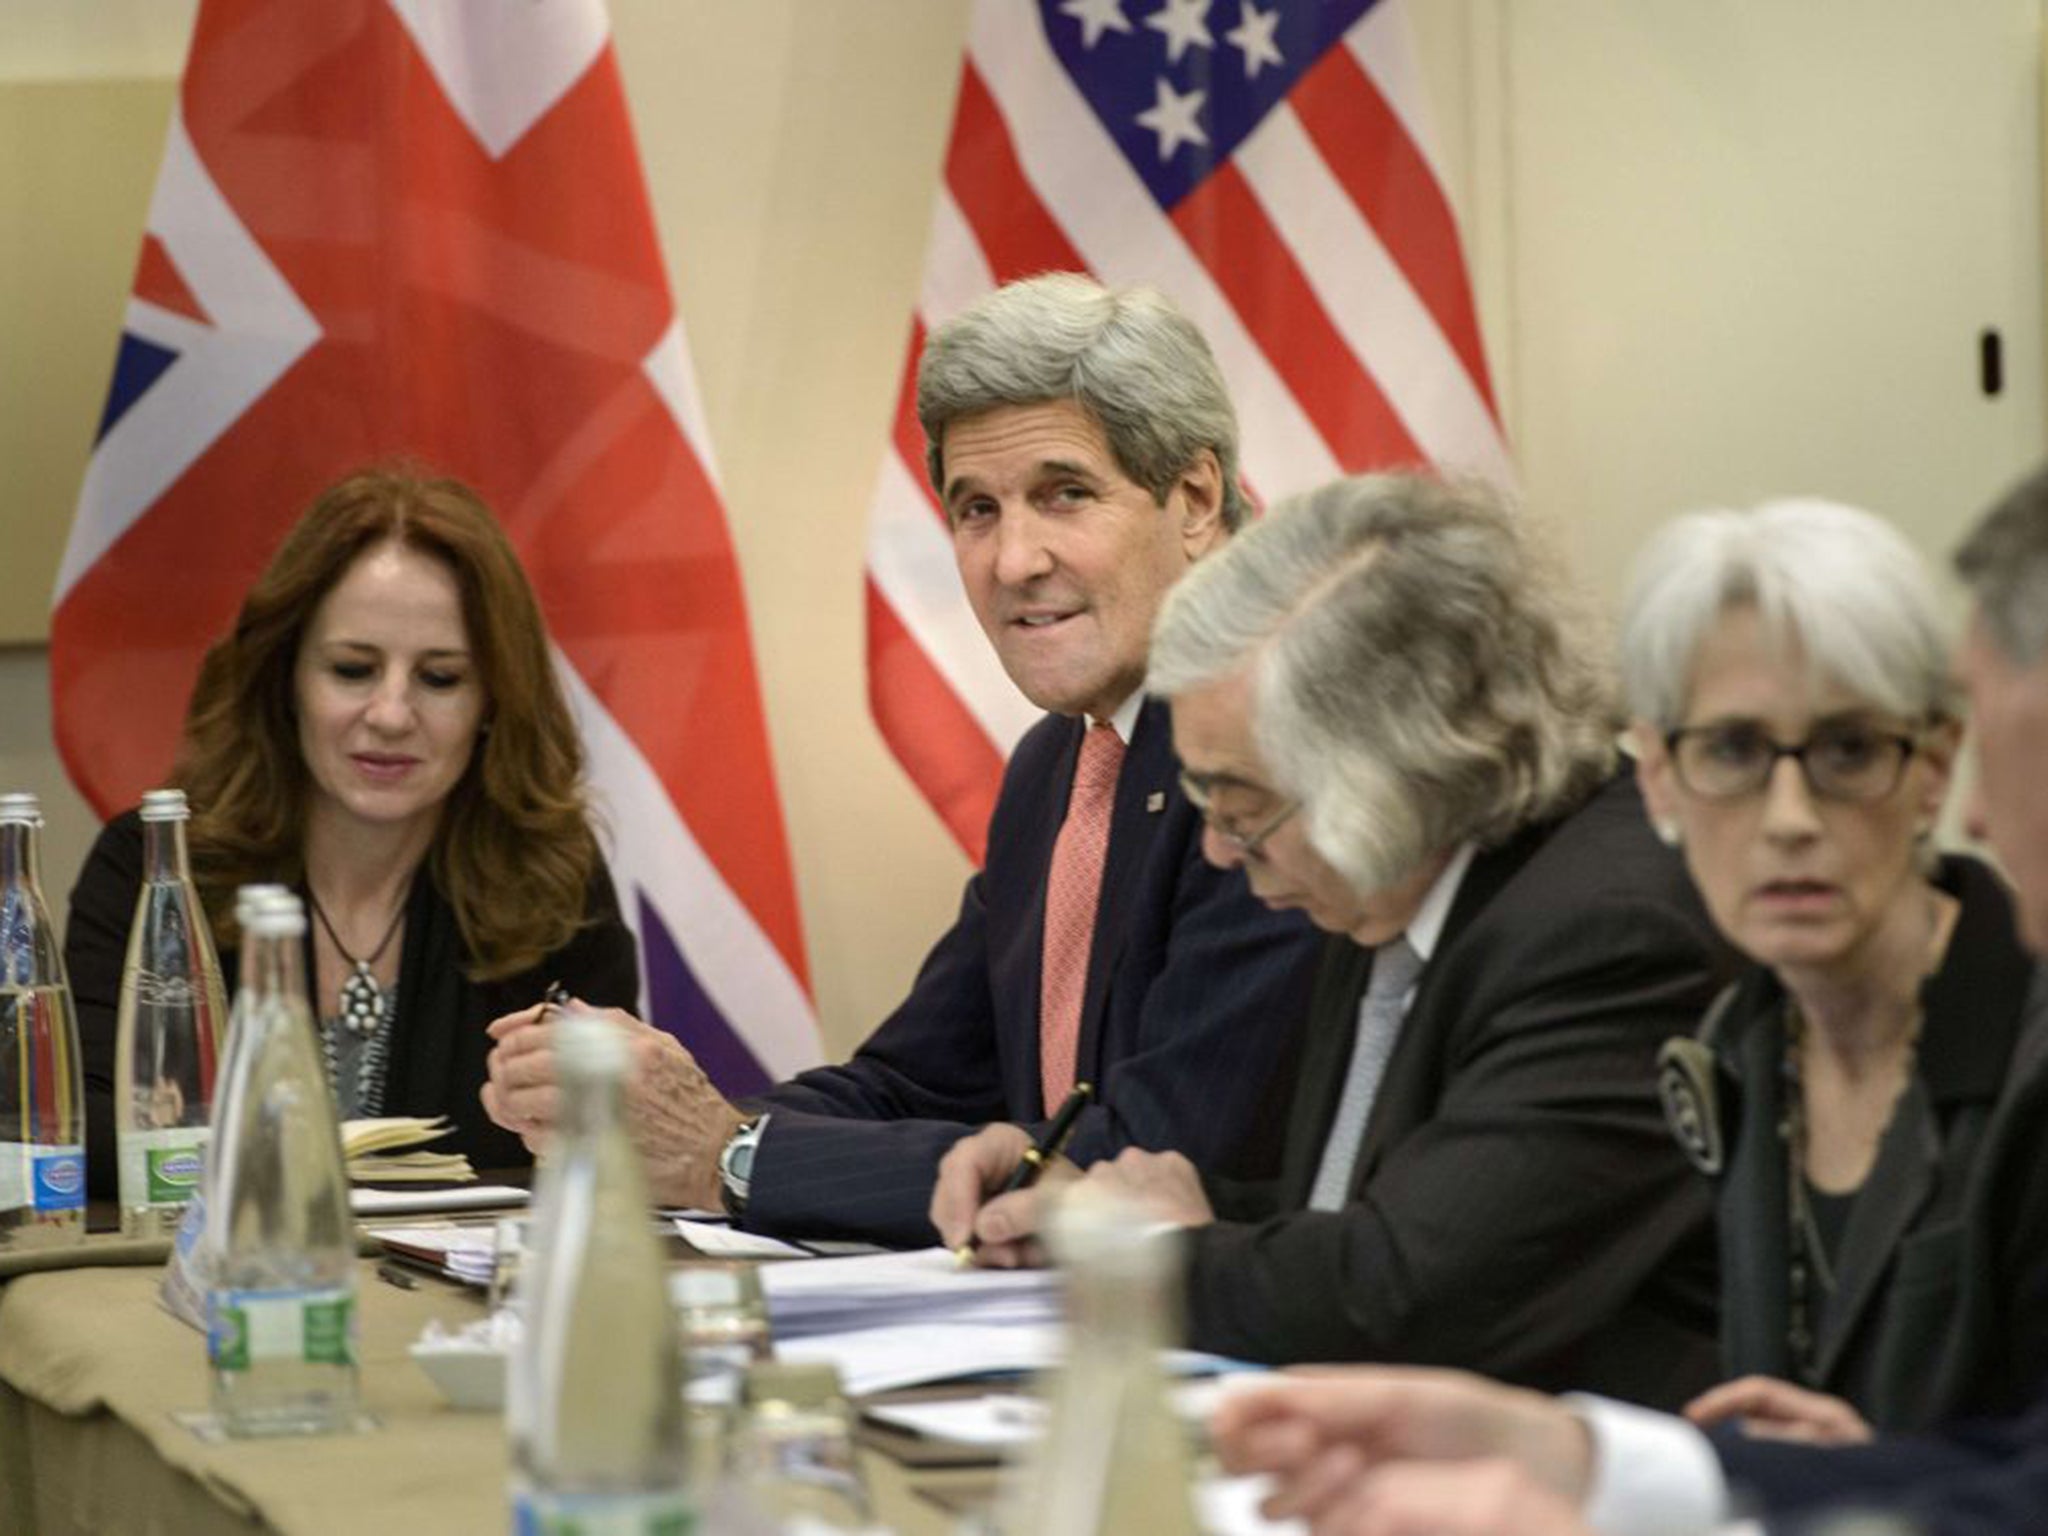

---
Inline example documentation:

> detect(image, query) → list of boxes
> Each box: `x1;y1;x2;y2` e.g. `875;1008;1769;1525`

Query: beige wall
2;1;2042;1057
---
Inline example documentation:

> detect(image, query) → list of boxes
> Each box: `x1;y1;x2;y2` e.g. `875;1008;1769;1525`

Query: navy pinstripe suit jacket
739;699;1322;1247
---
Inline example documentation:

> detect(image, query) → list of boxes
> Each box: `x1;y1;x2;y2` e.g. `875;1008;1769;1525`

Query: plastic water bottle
0;792;86;1248
159;883;299;1330
206;893;358;1436
510;1010;690;1534
1004;1184;1201;1535
115;789;228;1237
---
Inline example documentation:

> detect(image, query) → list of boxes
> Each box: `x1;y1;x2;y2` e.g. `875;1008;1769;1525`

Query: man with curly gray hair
938;471;1737;1409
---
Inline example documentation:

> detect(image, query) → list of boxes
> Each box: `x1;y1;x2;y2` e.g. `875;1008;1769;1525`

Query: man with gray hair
938;471;1735;1407
1197;465;2048;1536
483;273;1319;1244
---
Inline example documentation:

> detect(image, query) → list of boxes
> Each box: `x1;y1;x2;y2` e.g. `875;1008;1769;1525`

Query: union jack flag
866;0;1511;857
49;0;817;1093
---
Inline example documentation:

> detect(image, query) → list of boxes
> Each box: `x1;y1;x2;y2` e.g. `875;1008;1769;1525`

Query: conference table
0;1232;987;1536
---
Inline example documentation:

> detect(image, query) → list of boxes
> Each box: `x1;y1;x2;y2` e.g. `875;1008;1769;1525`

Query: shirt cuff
1566;1394;1730;1536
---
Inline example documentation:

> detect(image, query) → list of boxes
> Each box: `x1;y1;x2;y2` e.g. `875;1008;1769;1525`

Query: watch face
727;1140;755;1181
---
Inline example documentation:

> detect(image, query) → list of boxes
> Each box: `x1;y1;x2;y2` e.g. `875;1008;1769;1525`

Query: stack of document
758;1248;1068;1395
760;1247;1062;1340
342;1116;474;1183
369;1222;500;1286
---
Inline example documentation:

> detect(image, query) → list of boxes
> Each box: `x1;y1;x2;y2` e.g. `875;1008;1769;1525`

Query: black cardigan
64;809;640;1197
1680;854;2048;1430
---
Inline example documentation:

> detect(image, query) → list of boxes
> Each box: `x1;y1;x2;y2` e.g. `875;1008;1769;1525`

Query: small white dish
409;1338;506;1411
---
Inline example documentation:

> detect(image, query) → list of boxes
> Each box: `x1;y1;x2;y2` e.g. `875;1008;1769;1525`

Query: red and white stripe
864;0;1510;859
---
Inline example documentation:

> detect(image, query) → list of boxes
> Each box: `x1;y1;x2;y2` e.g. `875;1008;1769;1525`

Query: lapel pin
1145;791;1166;813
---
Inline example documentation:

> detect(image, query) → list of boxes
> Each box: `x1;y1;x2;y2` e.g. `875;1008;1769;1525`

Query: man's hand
930;1122;1035;1249
1683;1374;1873;1445
1298;1460;1596;1536
1210;1367;1596;1522
482;1004;745;1210
1078;1146;1214;1226
939;1143;1216;1269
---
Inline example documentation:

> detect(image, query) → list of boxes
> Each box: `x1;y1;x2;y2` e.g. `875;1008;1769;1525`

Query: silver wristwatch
717;1113;769;1216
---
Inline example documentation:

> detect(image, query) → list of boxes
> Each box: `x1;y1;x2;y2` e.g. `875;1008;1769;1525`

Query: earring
1655;820;1682;849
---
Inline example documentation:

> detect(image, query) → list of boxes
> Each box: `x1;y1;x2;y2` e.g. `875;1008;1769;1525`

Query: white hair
1620;499;1960;730
1150;473;1616;895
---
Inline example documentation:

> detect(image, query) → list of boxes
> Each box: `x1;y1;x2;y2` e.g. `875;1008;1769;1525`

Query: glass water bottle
0;792;86;1248
115;789;227;1237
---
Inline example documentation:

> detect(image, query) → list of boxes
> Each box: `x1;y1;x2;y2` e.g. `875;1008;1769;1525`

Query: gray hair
1619;498;1960;731
1957;463;2048;666
917;272;1250;530
1149;473;1618;895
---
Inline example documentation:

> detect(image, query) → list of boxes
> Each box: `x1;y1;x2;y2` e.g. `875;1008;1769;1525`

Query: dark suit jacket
1697;860;2048;1431
1182;774;1736;1409
65;810;641;1194
1716;1393;2048;1536
742;700;1323;1246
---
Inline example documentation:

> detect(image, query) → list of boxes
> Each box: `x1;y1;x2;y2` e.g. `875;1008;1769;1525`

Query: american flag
49;0;818;1093
866;0;1512;857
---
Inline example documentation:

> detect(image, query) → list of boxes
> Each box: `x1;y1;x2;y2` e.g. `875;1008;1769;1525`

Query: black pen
376;1261;418;1291
954;1081;1094;1267
540;979;569;1016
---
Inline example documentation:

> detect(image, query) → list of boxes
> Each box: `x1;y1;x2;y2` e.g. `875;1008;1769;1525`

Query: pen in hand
954;1081;1093;1267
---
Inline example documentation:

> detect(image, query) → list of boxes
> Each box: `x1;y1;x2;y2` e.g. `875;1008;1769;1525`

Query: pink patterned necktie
1039;722;1125;1110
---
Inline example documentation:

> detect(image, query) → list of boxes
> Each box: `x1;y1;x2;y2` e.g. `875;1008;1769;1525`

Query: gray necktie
1308;937;1423;1212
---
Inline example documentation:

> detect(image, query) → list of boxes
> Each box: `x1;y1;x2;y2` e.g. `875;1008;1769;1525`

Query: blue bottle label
31;1147;85;1212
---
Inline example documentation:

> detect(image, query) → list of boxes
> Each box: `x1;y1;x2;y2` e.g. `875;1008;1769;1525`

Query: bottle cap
139;788;191;821
553;1009;630;1080
1042;1180;1180;1281
243;892;307;939
0;792;43;825
234;883;293;925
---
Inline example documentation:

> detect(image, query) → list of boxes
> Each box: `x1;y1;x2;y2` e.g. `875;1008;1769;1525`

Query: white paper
350;1183;528;1216
778;1322;1066;1395
673;1217;814;1260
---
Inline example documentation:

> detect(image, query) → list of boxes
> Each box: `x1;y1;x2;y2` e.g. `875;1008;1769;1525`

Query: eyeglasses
1177;771;1301;858
1664;719;1922;804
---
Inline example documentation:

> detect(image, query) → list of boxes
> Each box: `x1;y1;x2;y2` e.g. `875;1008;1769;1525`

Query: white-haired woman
1629;498;2048;1437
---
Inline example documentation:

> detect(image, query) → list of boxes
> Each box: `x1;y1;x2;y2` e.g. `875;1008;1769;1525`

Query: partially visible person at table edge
1635;498;2048;1438
938;471;1740;1409
64;466;639;1195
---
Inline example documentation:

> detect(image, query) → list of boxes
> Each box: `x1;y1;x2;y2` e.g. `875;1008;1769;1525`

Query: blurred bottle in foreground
715;1359;874;1532
510;1010;689;1534
1004;1183;1200;1535
159;883;297;1331
115;789;227;1238
0;792;86;1248
206;893;358;1436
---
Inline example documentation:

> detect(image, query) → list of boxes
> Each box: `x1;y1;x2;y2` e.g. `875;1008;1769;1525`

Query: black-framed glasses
1177;771;1300;858
1664;719;1921;804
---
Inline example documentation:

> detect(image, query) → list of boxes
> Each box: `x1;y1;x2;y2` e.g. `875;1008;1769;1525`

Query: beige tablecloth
0;1256;967;1535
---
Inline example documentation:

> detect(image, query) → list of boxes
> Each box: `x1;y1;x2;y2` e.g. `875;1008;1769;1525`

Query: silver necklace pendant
339;961;386;1037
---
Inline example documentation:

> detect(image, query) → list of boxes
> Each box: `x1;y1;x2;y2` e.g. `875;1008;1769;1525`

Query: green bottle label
512;1491;694;1535
145;1144;206;1204
208;1287;357;1372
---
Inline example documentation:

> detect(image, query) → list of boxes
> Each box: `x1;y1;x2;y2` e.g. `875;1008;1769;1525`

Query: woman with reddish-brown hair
63;466;639;1195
